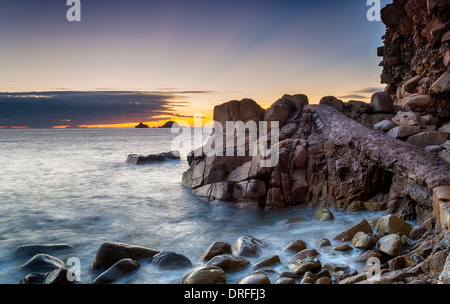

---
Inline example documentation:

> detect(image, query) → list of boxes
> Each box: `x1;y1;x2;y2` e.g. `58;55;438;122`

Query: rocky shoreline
13;210;450;284
10;0;450;286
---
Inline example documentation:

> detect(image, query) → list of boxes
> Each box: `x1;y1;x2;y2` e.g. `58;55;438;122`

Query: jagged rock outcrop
182;0;450;231
182;94;450;227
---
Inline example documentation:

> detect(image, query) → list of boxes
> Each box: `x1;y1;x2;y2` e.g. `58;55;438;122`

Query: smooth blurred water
0;128;387;284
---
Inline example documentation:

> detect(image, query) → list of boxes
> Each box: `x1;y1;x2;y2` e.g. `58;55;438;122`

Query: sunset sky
0;0;391;128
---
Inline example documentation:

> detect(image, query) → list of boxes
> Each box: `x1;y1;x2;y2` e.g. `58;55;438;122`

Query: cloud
352;87;384;94
0;90;207;128
337;94;370;99
338;87;385;100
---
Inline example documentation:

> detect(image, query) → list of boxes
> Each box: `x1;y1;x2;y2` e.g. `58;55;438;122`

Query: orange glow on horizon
0;126;30;129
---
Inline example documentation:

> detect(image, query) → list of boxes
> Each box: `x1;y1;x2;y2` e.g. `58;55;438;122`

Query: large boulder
238;272;271;284
287;257;322;275
90;242;159;271
319;96;344;112
371;92;394;113
20;254;66;272
253;255;281;269
313;208;334;221
387;126;420;138
182;266;227;284
377;234;403;257
213;98;265;128
401;94;434;109
263;97;297;126
92;259;140;284
151;251;192;270
14;244;74;258
374;214;412;236
391;111;422;127
232;236;267;258
406;131;449;148
200;241;232;261
352;232;377;250
205;254;251;273
282;239;307;253
334;219;373;242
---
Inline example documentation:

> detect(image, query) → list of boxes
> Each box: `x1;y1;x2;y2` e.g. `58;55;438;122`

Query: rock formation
182;0;450;232
378;0;449;121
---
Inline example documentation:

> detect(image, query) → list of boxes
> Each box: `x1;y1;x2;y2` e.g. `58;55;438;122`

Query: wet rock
20;272;47;284
300;274;316;284
364;201;387;212
233;236;267;258
275;277;296;284
20;267;74;285
347;201;364;212
378;234;403;257
126;151;180;164
339;273;367;284
238;272;271;284
352;232;377;250
313;208;334;222
334;219;373;242
290;249;319;261
14;244;74;258
332;244;353;252
253;255;281;269
20;254;66;272
182;266;227;284
288;257;322;275
371;92;394;113
315;276;332;284
151;251;192;270
317;238;331;248
406;131;449;148
374;214;412;236
206;254;250;273
284;216;307;226
280;271;300;279
351;250;383;263
90;242;159;271
92;259;140;284
282;239;307;253
200;241;232;261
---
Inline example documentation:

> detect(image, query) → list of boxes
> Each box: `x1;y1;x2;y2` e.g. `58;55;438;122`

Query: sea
0;128;388;284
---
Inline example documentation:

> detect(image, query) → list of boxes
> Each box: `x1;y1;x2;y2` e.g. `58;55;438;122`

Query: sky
0;0;392;128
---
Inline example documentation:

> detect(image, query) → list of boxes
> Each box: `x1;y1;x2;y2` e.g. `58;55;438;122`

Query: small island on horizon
135;122;150;129
135;121;176;129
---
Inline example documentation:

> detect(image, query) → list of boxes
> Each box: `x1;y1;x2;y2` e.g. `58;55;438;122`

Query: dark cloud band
0;91;198;128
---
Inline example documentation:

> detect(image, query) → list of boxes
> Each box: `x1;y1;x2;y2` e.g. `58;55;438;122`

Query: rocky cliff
379;0;450;120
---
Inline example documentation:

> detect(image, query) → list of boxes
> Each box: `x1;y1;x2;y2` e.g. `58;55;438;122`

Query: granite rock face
182;95;450;224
